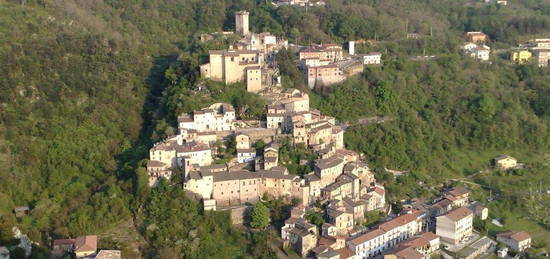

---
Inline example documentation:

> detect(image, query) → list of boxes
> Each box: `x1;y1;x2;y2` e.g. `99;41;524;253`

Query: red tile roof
497;231;531;242
74;235;97;253
442;207;472;221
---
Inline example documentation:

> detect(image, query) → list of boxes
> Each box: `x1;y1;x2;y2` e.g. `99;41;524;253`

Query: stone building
200;49;264;85
235;11;249;35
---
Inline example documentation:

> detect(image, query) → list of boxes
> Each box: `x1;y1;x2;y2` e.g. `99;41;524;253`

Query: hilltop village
138;10;545;259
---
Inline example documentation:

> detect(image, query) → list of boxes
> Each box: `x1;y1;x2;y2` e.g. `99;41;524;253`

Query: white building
463;43;491;61
363;52;382;65
178;103;236;133
237;148;257;163
436;207;473;245
347;210;424;258
496;231;531;252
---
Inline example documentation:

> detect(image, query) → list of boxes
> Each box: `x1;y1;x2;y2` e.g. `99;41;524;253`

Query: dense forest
0;0;549;257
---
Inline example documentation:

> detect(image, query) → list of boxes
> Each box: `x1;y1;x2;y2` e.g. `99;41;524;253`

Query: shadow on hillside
114;54;178;181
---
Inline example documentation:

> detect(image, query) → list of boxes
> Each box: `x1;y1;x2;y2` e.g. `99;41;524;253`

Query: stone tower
235;11;249;35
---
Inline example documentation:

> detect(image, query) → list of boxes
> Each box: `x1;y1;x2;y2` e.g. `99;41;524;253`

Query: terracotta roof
74;235;97;253
373;186;385;196
349;229;385;245
497;231;531;242
378;210;423;232
418;231;439;241
448;186;469;197
441;207;472;221
432;198;453;208
53;239;75;246
392;246;423;259
335;247;355;259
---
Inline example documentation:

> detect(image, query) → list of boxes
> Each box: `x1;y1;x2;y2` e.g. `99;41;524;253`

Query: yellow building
510;50;532;64
494;155;517;170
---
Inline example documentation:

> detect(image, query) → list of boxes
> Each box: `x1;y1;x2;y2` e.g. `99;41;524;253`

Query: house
363;52;382;65
52;235;98;258
52;239;76;257
436;207;473;245
235;133;251;149
237;148;257;163
510;50;532;64
13;206;30;217
471;45;491;61
533;49;550;67
496;231;531;252
74;235;97;258
282;218;319;257
445;186;469;207
95;250;122;259
468;202;488;220
494;155;517;170
466;32;488;43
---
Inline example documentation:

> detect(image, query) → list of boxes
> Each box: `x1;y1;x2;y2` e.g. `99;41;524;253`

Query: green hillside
0;0;549;256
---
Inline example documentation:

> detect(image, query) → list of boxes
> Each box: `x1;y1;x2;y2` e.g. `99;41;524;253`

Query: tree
305;211;325;227
250;203;270;229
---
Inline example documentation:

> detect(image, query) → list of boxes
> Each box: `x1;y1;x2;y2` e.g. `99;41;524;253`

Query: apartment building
436;207;473;245
347;210;424;258
178;103;236;133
